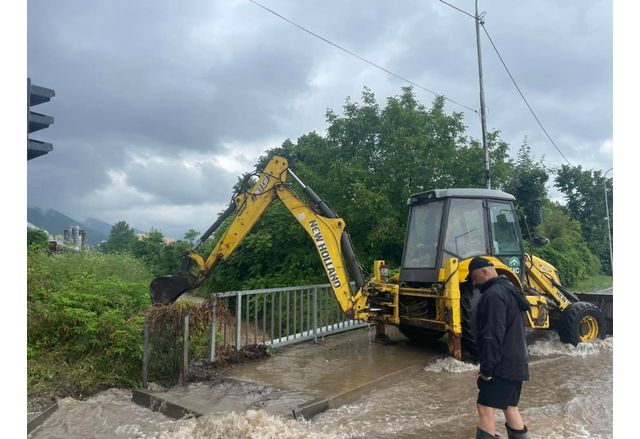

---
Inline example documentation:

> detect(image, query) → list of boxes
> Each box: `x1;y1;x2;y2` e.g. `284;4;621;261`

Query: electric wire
247;0;477;113
480;24;573;165
436;0;573;165
250;0;573;165
437;0;475;19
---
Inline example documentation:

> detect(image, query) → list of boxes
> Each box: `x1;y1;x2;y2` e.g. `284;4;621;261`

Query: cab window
489;201;520;254
443;199;487;260
403;201;444;268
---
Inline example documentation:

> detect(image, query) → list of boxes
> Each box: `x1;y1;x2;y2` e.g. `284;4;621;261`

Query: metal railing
219;283;367;353
143;283;368;387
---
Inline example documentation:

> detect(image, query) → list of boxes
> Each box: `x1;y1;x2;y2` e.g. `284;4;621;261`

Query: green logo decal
508;257;520;274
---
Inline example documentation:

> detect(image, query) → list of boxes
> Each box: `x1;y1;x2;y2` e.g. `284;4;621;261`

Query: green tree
554;165;613;274
183;229;200;244
131;229;192;277
502;140;550;232
27;227;49;250
532;202;601;286
205;87;516;290
193;87;604;292
101;221;137;254
268;87;512;267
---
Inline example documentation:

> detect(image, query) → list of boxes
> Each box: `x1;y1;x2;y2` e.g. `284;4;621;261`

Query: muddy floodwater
29;330;613;439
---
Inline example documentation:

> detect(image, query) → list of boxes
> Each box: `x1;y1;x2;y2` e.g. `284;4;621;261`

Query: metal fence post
182;314;190;383
293;289;297;339
254;294;258;346
263;293;267;344
209;295;217;362
286;290;290;341
142;315;149;389
313;285;318;342
246;294;250;347
235;291;242;353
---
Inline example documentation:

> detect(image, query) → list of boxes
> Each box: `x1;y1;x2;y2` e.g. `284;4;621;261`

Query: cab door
487;200;525;281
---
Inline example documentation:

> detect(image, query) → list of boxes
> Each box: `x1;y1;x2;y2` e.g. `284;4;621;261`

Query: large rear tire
461;287;480;359
558;301;606;346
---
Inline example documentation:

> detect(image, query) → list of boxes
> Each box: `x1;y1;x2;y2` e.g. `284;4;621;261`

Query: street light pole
604;168;613;270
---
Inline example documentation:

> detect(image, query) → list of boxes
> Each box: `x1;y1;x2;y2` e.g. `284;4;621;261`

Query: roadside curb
27;402;59;435
132;363;425;422
292;362;424;420
132;389;203;420
131;377;308;420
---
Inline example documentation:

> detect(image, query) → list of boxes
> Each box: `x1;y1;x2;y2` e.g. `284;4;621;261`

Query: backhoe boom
150;156;370;319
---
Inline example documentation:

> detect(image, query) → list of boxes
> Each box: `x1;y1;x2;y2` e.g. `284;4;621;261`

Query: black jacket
474;275;531;381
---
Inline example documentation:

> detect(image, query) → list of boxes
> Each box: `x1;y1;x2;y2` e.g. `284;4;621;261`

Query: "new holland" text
309;220;342;288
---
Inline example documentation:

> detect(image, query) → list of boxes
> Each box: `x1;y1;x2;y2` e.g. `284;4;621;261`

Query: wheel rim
578;316;599;341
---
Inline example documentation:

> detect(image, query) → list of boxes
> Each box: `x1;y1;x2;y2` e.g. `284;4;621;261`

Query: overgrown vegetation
27;247;152;398
145;301;220;386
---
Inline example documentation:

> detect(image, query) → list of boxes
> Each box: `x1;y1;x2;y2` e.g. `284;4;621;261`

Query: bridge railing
142;283;368;387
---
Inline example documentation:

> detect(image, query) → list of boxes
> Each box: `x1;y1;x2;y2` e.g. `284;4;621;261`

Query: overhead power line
247;0;478;113
436;0;573;165
438;0;475;19
480;24;572;165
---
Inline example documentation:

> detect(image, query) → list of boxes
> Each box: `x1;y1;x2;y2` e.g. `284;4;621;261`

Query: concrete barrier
132;389;202;420
27;403;59;434
292;363;424;420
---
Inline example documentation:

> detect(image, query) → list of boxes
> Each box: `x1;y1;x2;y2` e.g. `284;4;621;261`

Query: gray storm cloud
28;0;612;237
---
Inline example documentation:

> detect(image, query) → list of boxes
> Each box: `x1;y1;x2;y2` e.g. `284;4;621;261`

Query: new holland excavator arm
150;156;371;320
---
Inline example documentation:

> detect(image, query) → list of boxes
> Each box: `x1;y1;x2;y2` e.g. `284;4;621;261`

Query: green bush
27;227;49;250
28;248;152;397
529;203;601;288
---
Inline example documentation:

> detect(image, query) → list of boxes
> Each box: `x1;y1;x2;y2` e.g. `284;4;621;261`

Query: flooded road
312;332;613;438
29;330;613;439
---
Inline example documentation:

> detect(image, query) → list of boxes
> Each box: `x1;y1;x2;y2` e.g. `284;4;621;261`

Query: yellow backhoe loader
150;156;607;359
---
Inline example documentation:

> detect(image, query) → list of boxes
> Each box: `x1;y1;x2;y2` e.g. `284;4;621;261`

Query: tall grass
28;248;152;397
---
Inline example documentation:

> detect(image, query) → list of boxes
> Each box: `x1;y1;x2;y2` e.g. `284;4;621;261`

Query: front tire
558;301;606;346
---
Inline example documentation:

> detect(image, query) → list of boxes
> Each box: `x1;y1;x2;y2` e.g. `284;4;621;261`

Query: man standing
467;257;531;439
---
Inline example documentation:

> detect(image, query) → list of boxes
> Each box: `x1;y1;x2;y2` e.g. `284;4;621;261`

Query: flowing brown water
29;331;612;439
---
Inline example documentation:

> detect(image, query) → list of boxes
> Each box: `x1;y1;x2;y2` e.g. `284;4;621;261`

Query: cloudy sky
27;0;613;239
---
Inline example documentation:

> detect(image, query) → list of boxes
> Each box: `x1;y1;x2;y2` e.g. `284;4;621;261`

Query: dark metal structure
27;78;55;160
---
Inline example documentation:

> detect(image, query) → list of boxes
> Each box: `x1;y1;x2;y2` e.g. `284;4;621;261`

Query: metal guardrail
143;283;368;387
217;283;368;354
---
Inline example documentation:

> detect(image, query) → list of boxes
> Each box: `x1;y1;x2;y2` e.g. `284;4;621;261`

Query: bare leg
503;406;525;430
477;403;496;435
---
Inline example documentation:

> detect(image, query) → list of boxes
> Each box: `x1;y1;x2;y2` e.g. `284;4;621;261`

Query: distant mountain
83;217;114;236
27;207;109;246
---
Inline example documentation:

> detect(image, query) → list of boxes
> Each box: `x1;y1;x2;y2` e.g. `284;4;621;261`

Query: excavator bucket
150;270;199;305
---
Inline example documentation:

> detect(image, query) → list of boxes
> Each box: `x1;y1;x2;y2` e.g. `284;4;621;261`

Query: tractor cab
400;188;525;286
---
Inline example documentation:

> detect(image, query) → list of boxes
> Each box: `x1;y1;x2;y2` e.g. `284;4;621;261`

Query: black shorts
477;375;523;410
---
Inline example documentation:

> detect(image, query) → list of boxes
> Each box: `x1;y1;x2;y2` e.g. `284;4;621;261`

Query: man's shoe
476;427;500;438
505;423;528;439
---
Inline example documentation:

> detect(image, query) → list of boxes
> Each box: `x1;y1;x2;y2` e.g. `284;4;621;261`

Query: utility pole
475;0;490;189
604;168;613;270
